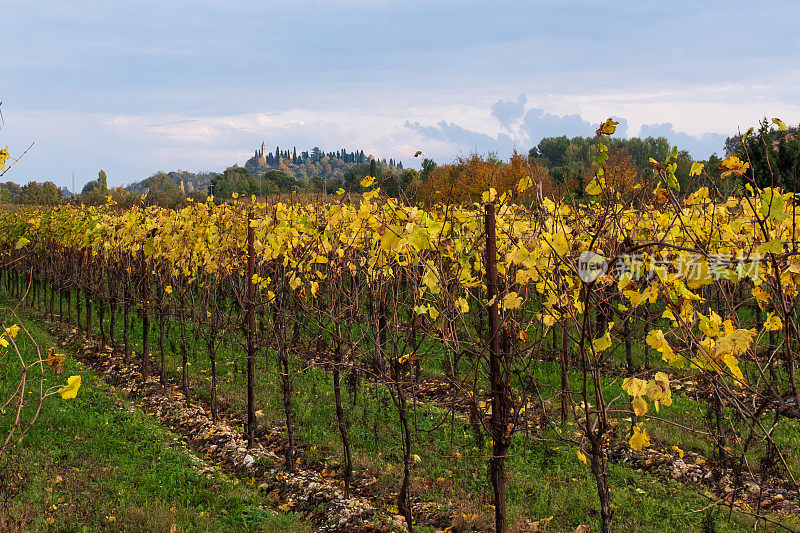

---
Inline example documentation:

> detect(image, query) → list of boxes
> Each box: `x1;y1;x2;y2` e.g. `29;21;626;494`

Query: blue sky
2;0;799;189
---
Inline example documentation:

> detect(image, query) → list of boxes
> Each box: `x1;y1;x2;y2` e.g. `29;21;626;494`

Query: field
2;144;800;532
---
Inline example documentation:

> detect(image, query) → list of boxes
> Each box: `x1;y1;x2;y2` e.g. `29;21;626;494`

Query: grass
0;305;309;532
8;286;800;531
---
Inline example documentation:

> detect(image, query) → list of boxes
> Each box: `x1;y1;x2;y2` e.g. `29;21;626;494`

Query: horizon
2;0;799;190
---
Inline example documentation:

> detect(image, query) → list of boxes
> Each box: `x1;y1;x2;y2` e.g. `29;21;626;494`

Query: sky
2;0;799;190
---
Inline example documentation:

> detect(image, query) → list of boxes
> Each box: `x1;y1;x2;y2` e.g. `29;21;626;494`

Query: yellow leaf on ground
58;375;81;399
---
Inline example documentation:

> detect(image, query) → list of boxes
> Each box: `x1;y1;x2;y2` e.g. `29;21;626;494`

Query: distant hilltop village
120;142;409;202
246;142;403;172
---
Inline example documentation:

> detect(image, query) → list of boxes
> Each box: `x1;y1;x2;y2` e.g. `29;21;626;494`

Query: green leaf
15;236;30;249
665;146;678;163
759;239;783;254
760;188;788;221
667;173;680;192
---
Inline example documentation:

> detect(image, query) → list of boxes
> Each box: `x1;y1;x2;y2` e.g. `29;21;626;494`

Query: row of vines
2;122;799;531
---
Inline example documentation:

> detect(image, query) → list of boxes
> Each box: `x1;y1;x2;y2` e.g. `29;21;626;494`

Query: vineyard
3;123;800;532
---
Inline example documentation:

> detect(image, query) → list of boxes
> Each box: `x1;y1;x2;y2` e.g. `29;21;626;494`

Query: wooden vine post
485;200;511;533
140;247;150;378
246;212;257;448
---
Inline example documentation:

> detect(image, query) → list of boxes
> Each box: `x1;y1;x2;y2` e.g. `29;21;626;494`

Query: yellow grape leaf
624;289;647;308
596;118;619;136
549;233;570;257
336;188;345;195
585;177;603;196
653;371;670;388
421;268;441;294
455;297;469;314
4;325;19;338
631;396;649;417
699;312;722;338
629;426;650;451
661;308;678;327
428;306;440;320
593;330;612;352
165;285;173;294
671;445;684;459
752;285;771;308
15;237;30;249
719;156;750;179
646;329;665;350
58;375;81;399
690;162;704;177
481;187;497;203
398;354;409;364
143;238;155;257
764;313;783;332
360;175;376;188
714;328;754;357
0;146;9;172
413;304;429;316
723;354;745;383
516;175;532;193
645;372;672;410
576;450;587;466
653;186;670;204
503;292;523;310
772;117;788;131
623;377;647;398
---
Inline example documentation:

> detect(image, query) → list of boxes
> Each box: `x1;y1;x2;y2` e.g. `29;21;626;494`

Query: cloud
491;94;527;129
521;108;596;142
404;120;516;158
521;108;630;142
637;122;727;158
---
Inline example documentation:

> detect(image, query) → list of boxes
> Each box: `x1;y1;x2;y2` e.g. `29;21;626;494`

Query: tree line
6;121;800;208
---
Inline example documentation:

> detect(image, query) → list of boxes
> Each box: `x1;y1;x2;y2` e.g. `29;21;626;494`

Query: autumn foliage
420;151;551;204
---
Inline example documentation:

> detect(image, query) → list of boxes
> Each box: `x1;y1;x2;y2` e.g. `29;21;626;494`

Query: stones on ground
54;325;421;532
